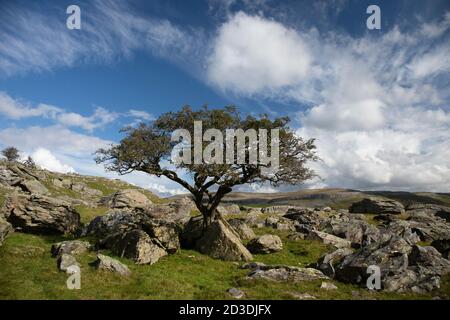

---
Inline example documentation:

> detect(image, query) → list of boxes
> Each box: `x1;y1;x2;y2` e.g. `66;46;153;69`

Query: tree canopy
96;106;318;227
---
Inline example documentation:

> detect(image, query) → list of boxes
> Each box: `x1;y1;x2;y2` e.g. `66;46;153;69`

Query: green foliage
1;146;20;162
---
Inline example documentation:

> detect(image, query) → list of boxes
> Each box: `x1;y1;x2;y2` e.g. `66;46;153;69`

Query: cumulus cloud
207;12;312;95
207;12;450;191
30;148;75;174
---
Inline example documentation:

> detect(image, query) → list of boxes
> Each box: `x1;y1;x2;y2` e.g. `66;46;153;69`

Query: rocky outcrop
335;235;450;293
261;206;296;215
228;218;256;240
145;197;195;224
93;254;132;276
216;204;241;216
305;230;351;249
242;262;328;282
313;248;354;277
2;193;81;234
13;179;49;195
349;198;405;215
103;229;168;265
195;219;253;261
264;216;296;231
406;203;450;222
100;189;152;210
86;210;179;264
247;234;283;254
284;207;331;232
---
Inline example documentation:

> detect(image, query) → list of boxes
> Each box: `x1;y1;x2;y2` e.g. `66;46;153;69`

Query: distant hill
171;188;450;210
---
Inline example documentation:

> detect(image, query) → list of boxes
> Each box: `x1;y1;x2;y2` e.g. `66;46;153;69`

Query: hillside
1;160;449;300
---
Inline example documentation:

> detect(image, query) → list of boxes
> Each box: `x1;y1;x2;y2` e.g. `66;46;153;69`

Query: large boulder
145;197;195;224
100;189;152;210
93;254;131;276
406;203;450;223
247;234;283;254
13;179;49;195
103;229;168;265
284;207;331;231
312;248;354;277
195;219;253;261
228;218;256;241
385;218;450;243
335;235;450;293
242;262;328;282
349;198;405;215
0;218;13;246
305;230;351;249
87;210;180;257
2;193;81;234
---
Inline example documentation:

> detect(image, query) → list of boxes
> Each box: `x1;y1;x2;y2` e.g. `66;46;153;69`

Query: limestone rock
94;253;131;276
57;253;80;272
306;230;351;249
349;198;405;215
13;179;49;195
104;229;167;265
100;189;152;210
195;219;253;261
228;218;256;241
51;240;91;257
247;234;283;254
2;193;81;234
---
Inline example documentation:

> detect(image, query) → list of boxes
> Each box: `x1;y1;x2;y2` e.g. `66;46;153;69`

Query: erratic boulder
195;219;253;261
349;198;405;215
100;189;152;210
2;193;81;234
246;234;283;254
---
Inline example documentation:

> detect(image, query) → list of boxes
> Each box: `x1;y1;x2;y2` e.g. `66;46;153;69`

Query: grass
1;229;448;300
75;205;109;225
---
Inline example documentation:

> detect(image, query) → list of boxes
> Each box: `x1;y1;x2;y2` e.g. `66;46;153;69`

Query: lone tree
1;146;20;162
96;106;317;229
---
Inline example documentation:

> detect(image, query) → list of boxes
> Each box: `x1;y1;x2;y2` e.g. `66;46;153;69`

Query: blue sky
0;0;449;195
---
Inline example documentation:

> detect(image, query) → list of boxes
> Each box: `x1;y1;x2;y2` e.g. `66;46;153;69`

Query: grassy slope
1;168;450;299
1;222;448;300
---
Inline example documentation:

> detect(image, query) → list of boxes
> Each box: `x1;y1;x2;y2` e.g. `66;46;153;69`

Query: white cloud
207;12;312;95
0;1;203;77
30;148;75;174
0;91;118;132
0;91;62;119
207;12;450;191
0;125;111;157
56;107;118;132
